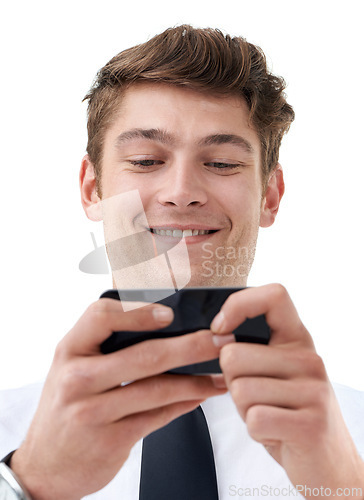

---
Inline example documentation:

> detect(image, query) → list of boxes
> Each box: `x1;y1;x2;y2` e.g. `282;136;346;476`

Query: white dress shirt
1;381;363;499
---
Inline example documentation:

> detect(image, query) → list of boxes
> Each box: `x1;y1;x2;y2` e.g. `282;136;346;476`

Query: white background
0;0;363;391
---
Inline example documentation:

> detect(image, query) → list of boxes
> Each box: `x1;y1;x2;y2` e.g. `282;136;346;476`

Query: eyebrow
115;128;176;146
199;133;255;155
115;128;255;155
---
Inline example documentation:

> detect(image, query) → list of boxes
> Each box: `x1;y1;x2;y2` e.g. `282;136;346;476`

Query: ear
259;163;285;228
79;154;103;221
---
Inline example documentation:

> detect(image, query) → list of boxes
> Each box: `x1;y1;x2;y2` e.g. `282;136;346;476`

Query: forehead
106;82;260;154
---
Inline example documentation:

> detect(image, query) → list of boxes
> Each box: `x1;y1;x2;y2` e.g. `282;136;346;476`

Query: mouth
148;227;219;238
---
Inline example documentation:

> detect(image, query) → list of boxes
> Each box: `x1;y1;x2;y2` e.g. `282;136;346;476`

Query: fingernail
211;374;227;389
210;311;225;333
212;333;235;347
153;306;174;323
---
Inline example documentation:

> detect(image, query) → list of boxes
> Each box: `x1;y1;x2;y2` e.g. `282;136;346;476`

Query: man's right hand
10;298;227;500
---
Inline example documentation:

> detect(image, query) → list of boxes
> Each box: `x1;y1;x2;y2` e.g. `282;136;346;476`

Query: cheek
226;182;262;224
101;169;150;199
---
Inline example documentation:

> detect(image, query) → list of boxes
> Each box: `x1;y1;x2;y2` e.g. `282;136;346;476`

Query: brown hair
83;25;295;196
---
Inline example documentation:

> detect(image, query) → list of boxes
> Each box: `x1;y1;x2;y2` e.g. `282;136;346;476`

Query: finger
59;298;174;355
245;405;312;446
111;399;207;449
61;329;222;395
220;343;327;384
228;376;325;421
210;284;314;348
69;374;227;425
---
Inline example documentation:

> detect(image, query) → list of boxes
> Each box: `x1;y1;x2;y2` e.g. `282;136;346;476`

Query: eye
205;162;241;170
129;159;164;169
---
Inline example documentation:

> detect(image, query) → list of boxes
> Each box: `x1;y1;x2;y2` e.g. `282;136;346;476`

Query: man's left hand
210;284;364;499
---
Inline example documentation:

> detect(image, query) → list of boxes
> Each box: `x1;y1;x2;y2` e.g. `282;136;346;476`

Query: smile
149;228;218;237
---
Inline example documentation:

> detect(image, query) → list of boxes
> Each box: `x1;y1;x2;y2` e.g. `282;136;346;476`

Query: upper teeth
152;228;211;237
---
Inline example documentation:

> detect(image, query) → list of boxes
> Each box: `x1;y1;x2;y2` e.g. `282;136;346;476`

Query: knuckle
297;323;314;347
134;341;165;370
229;378;251;419
129;307;153;330
268;283;289;302
245;405;266;439
187;332;210;362
219;343;237;372
296;350;327;379
150;376;171;400
229;378;243;401
69;399;97;426
308;354;327;379
231;377;253;400
88;298;113;316
287;349;327;380
290;348;311;367
222;291;239;308
57;361;95;403
56;366;77;403
86;300;114;328
53;338;68;364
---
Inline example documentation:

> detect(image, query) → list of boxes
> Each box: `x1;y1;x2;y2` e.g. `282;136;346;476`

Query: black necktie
139;405;219;500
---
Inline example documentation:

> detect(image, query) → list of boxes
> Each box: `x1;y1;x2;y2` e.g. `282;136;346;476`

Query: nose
157;158;208;208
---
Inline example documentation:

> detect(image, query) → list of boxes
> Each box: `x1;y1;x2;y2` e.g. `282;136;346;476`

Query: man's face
87;83;277;288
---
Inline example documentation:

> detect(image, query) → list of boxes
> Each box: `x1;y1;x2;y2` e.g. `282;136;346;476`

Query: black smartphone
99;287;270;374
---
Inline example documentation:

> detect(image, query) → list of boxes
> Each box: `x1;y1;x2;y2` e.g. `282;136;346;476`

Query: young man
1;25;363;499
